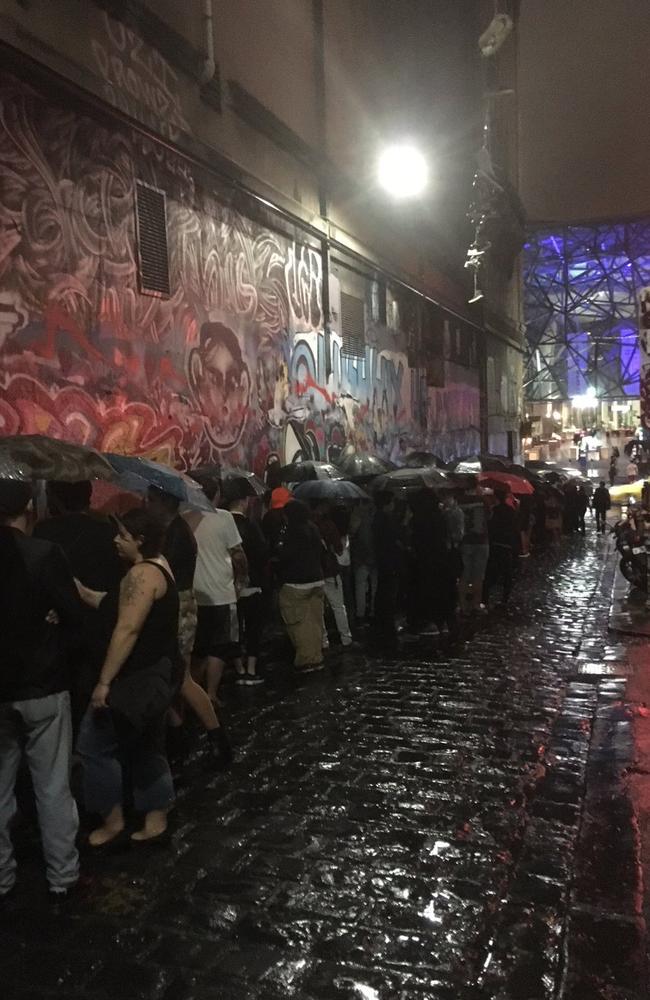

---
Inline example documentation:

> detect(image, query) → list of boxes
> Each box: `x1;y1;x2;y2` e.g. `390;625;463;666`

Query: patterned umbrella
0;434;114;482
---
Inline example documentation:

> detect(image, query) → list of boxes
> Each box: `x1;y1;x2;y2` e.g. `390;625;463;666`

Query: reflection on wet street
3;536;646;999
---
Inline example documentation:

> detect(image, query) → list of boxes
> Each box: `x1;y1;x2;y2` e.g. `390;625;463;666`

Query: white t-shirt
186;508;242;607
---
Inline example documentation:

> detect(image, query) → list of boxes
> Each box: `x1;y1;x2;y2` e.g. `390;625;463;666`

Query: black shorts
193;604;241;661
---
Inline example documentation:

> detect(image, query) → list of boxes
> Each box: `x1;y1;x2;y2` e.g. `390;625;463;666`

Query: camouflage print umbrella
0;434;114;482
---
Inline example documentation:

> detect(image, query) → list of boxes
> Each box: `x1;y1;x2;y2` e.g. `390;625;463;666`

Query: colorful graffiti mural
0;70;480;471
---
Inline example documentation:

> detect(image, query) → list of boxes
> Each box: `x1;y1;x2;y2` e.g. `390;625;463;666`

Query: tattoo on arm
230;544;248;586
120;569;145;606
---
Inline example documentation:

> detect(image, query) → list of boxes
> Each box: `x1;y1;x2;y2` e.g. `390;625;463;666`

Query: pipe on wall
200;0;215;85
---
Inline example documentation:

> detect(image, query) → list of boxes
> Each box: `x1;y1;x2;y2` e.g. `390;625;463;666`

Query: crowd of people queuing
0;462;612;900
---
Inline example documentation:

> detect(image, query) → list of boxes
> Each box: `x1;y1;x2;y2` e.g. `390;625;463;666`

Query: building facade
0;0;524;472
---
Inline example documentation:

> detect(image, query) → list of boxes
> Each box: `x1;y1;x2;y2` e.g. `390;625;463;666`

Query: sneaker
235;673;248;685
245;674;264;685
48;883;77;904
299;662;325;674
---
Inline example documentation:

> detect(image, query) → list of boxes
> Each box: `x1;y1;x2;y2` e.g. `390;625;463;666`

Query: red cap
270;486;292;509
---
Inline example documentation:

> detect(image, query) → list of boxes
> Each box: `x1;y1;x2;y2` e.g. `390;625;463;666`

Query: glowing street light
377;144;428;199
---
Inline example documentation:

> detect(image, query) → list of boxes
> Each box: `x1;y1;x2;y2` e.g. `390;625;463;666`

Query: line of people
0;466;595;900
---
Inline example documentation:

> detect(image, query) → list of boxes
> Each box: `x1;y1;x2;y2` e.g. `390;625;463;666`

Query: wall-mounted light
377;145;428;199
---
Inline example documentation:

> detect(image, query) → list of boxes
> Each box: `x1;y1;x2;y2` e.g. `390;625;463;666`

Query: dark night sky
519;0;650;223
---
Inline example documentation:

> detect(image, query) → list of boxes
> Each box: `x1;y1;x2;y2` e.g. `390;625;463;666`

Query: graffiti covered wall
0;71;480;472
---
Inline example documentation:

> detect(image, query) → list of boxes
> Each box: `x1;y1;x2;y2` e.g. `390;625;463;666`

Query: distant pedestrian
227;479;270;685
312;501;353;649
517;494;533;558
185;472;247;713
276;500;325;673
459;477;490;614
146;486;224;759
444;491;465;579
484;487;518;607
409;489;458;639
371;491;403;650
576;484;589;535
349;500;377;624
592;480;611;533
563;481;580;533
609;455;618;487
578;436;588;475
544;489;563;546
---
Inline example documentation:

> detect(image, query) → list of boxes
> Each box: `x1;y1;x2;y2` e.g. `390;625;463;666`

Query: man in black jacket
227;478;270;684
592;480;611;533
0;480;83;901
371;491;403;650
484;488;519;608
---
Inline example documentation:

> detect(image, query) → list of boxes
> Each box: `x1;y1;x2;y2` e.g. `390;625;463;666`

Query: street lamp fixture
377;144;428;199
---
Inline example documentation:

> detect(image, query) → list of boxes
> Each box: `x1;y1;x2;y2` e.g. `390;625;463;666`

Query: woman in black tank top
76;509;180;847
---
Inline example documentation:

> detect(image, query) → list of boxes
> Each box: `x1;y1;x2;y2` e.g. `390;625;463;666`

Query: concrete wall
519;0;650;222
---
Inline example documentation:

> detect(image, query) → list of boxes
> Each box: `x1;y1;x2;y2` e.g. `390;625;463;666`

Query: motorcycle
613;514;649;592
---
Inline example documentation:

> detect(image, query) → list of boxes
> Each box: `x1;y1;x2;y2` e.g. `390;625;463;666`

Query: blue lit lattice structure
523;220;650;401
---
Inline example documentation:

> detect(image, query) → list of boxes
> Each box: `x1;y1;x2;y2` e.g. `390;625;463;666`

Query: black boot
206;726;233;768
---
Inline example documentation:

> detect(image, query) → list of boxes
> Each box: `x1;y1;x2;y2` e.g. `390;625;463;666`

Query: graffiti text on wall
0;71;481;470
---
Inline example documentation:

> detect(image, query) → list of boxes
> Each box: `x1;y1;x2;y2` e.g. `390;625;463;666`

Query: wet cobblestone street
3;535;647;1000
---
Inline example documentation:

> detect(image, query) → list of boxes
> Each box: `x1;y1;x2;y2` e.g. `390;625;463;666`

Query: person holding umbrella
312;499;353;649
226;478;270;685
275;500;326;673
185;472;247;725
0;479;83;900
592;480;611;533
484;487;519;608
370;491;403;651
146;487;225;756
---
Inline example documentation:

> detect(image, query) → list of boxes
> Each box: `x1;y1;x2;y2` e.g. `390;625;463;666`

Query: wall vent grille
135;181;170;297
340;291;366;359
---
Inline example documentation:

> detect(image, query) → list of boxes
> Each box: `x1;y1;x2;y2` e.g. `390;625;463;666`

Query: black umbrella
372;466;451;493
189;463;266;497
403;451;447;469
451;454;509;473
279;461;345;483
0;434;114;482
335;451;395;480
293;479;369;502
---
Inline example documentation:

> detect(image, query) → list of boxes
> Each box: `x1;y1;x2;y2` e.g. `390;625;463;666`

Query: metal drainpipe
312;0;332;378
200;0;215;85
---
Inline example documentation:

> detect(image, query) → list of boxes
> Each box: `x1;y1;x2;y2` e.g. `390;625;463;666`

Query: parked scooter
613;511;649;592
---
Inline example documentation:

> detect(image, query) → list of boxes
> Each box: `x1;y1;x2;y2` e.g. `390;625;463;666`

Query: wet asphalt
2;530;647;1000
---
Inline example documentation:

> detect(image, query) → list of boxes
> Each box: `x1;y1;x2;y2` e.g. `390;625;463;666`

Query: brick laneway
2;535;646;1000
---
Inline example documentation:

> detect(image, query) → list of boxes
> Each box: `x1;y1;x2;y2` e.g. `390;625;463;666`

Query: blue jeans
77;708;174;817
0;691;79;893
